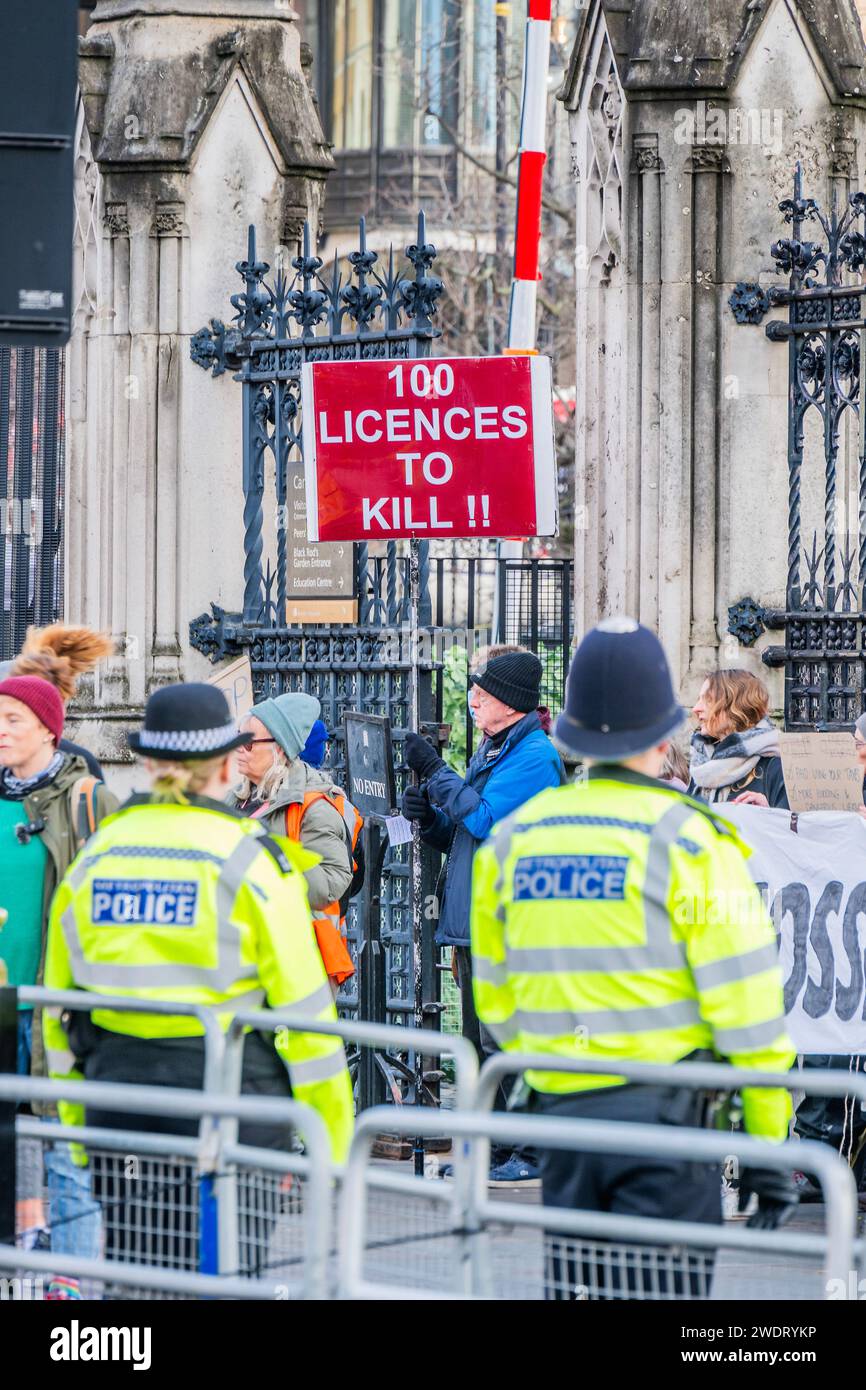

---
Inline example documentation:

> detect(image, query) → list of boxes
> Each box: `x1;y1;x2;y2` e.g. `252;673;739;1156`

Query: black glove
402;785;436;829
737;1167;800;1231
404;731;444;779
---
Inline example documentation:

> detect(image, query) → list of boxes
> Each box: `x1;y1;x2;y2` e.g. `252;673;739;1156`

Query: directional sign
301;355;557;542
286;460;355;600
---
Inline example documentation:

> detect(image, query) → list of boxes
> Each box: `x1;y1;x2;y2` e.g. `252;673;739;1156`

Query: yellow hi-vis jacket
470;766;796;1141
42;794;354;1163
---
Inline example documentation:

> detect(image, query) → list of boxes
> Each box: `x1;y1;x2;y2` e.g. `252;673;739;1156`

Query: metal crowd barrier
223;1009;479;1112
5;1073;331;1299
5;1000;479;1300
11;990;866;1300
338;1106;857;1301
475;1051;866;1117
19;987;227;1097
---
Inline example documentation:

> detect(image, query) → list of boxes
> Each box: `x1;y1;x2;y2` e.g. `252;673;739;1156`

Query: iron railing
0;346;64;659
729;167;866;728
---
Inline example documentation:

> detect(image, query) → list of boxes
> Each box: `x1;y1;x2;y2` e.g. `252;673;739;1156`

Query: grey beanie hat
254;692;321;762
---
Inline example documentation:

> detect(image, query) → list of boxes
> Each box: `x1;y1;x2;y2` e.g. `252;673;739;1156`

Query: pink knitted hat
0;676;65;745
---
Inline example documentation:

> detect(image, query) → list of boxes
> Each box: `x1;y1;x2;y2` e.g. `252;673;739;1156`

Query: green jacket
9;753;117;1089
231;761;353;912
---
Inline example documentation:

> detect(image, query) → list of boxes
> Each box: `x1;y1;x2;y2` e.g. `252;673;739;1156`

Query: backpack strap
71;775;101;850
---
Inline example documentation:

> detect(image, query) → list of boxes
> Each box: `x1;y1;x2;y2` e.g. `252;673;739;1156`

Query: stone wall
560;0;866;706
64;0;331;786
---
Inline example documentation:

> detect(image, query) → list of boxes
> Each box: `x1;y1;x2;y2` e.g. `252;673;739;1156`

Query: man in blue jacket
402;649;563;1181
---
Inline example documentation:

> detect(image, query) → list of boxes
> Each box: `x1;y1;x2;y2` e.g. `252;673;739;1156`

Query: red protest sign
301;355;557;542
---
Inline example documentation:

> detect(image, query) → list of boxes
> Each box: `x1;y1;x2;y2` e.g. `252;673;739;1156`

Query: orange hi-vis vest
284;790;363;986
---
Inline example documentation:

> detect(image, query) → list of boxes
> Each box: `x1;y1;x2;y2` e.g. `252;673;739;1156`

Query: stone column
688;144;728;684
65;0;332;784
633;138;664;632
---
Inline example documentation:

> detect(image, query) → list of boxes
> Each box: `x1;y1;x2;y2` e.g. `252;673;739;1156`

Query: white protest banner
722;805;866;1054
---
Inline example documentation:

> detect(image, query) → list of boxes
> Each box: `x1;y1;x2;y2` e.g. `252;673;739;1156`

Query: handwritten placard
778;732;864;813
208;655;254;723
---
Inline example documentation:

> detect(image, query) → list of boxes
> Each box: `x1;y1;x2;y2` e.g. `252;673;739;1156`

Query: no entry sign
301;354;557;542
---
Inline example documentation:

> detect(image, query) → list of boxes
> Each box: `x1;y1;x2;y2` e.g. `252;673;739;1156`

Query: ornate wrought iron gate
728;168;866;729
189;217;444;1041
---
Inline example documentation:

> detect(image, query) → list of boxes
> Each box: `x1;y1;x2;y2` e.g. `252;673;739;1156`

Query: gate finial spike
248;224;256;263
303;220;311;263
359;215;367;254
417;208;426;244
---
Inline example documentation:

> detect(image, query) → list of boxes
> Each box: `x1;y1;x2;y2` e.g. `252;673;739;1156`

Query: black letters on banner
838;881;866;1021
768;881;811;1015
802;881;841;1019
761;878;866;1022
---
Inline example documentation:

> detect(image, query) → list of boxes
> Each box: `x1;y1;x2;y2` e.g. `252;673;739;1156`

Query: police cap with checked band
555;617;685;759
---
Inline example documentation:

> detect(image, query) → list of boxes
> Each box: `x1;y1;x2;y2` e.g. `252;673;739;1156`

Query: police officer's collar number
92;879;199;926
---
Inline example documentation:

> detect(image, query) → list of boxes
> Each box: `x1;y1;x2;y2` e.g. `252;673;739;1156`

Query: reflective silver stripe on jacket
473;955;509;989
275;979;336;1018
483;1015;520;1047
288;1046;348;1087
511;998;704;1037
511;814;703;856
63;833;268;993
713;1016;788;1053
692;942;780;992
46;1047;79;1075
68;845;225;891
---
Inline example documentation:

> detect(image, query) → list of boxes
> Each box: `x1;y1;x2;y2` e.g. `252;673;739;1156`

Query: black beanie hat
470;651;542;713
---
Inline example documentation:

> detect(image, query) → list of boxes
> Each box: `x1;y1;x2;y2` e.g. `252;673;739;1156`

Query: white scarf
689;718;781;795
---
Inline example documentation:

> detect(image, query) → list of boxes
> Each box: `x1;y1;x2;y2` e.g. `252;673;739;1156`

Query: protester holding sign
402;650;563;1183
234;693;359;993
688;670;789;809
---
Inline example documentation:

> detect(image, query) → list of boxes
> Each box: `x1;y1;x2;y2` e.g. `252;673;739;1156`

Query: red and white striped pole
506;0;552;354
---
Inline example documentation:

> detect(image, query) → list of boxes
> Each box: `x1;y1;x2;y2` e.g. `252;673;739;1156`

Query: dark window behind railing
0;347;65;660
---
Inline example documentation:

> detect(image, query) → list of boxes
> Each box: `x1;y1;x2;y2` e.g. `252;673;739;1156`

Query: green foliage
440;643;468;776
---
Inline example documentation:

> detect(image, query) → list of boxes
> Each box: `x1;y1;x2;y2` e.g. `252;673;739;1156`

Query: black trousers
453;945;534;1166
532;1086;722;1301
70;1024;294;1275
795;1055;866;1184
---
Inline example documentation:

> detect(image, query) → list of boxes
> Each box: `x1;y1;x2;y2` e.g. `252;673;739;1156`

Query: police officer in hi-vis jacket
43;683;353;1169
470;619;799;1298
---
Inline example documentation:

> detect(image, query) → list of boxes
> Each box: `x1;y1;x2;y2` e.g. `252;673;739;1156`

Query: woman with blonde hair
234;693;358;994
688;669;788;808
41;682;353;1270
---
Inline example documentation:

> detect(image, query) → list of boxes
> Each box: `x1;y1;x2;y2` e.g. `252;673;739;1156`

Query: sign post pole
408;536;426;1177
